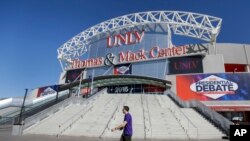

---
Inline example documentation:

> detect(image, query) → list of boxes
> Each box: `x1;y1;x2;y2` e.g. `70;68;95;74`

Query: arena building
1;11;250;140
57;11;250;122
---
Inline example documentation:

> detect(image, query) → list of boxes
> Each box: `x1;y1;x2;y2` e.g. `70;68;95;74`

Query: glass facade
84;32;169;79
106;84;165;94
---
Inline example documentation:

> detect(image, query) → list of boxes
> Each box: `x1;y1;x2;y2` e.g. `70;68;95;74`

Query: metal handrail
23;97;73;130
154;93;198;139
99;93;129;138
57;103;94;136
141;93;147;140
167;90;233;136
145;94;152;140
57;88;107;137
58;89;104;127
0;91;69;126
189;100;232;135
168;97;198;139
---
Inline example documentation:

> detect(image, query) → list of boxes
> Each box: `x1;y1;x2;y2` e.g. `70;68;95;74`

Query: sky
0;0;250;98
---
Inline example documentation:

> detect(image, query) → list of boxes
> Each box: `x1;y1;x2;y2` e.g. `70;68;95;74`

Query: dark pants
120;135;132;141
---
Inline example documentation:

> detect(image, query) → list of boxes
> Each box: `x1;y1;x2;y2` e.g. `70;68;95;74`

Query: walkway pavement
0;129;228;141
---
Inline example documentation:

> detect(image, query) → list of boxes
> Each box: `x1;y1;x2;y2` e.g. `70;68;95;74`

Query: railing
23;96;74;130
167;96;198;140
0;91;69;126
0;117;14;126
167;90;233;136
189;100;232;136
99;93;129;138
57;102;94;136
154;93;198;140
144;94;152;140
16;91;70;124
141;94;148;140
57;88;107;137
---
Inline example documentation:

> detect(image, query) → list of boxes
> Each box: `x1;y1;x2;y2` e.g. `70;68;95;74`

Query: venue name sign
69;31;208;69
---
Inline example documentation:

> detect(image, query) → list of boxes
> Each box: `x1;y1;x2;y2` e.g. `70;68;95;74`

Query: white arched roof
57;11;222;62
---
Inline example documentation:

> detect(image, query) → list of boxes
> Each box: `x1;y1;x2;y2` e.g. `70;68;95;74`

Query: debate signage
28;85;59;99
176;73;250;101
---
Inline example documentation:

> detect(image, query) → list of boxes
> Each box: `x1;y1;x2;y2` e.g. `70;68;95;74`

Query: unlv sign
168;56;203;75
107;31;144;48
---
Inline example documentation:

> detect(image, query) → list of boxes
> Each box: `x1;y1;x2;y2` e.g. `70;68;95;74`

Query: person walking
111;106;133;141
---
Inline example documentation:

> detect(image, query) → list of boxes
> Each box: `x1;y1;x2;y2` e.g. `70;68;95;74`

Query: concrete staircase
148;95;188;139
101;94;145;139
23;93;225;140
181;108;225;139
24;104;86;135
62;94;121;136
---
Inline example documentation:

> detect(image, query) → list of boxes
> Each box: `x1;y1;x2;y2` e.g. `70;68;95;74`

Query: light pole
87;75;91;98
55;85;59;103
17;88;28;125
77;71;83;97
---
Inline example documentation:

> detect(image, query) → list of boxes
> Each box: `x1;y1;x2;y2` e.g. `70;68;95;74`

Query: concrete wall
216;43;249;64
244;44;250;71
165;75;176;93
202;54;225;73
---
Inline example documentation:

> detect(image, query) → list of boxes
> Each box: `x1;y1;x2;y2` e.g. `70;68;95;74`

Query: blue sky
0;0;250;98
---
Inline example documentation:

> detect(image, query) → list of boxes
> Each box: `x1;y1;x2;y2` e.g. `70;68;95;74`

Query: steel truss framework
57;11;222;68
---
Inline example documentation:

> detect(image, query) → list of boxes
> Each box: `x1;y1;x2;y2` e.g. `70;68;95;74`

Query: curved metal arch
58;11;222;61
